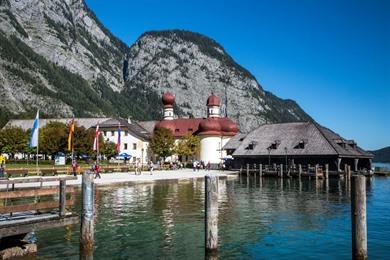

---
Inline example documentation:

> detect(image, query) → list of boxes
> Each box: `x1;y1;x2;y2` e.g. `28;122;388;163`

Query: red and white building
153;92;238;165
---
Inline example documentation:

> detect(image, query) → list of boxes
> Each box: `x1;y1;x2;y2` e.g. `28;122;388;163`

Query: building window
124;143;128;150
133;143;137;150
246;141;257;150
175;129;180;133
294;139;307;149
268;140;280;150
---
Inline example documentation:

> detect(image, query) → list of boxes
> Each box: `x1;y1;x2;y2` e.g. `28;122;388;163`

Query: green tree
0;127;29;158
101;141;116;159
73;126;94;155
40;122;68;155
175;133;200;162
149;128;175;160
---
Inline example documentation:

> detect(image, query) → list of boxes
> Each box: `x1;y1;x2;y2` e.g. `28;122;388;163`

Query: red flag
93;123;100;151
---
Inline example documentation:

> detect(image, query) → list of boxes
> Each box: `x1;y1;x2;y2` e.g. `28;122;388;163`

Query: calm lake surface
36;176;390;259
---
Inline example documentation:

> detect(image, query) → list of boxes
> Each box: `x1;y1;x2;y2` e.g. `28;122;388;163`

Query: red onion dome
221;120;238;136
162;91;175;108
199;118;221;135
155;120;175;133
207;93;220;106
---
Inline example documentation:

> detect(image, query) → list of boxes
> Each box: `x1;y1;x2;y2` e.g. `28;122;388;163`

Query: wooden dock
0;175;78;258
236;163;373;179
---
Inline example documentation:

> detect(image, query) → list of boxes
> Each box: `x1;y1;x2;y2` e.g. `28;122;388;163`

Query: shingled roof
4;118;110;130
230;122;373;158
97;118;151;140
223;133;247;150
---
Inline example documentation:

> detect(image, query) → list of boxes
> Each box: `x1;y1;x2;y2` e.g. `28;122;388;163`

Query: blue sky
86;0;389;150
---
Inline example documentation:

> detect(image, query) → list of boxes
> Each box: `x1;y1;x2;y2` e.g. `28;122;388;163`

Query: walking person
207;161;211;171
71;160;78;177
149;161;154;175
93;162;101;179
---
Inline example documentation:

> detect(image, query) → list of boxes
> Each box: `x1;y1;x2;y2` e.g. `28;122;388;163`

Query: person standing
207;161;211;171
193;160;197;172
0;164;4;178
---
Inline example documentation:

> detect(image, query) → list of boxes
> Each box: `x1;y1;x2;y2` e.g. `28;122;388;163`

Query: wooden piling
348;166;352;180
315;164;319;180
298;164;302;179
59;180;66;217
325;164;329;179
351;175;367;260
205;174;219;254
280;164;283;178
80;171;95;258
259;164;262;177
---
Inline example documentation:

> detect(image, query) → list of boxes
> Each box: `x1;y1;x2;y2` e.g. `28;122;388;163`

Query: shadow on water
34;175;388;259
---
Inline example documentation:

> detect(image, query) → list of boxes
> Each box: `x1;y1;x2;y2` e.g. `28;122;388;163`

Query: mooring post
298;164;302;179
246;164;249;179
348;165;352;180
259;164;262;177
351;175;367;260
205;173;219;255
80;171;95;259
59;180;66;217
280;164;283;178
325;164;329;179
315;164;319;180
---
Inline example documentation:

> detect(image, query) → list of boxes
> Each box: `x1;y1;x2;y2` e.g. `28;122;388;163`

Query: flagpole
36;140;39;174
97;138;99;165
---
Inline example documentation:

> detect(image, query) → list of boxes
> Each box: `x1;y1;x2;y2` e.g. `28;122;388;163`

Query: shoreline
0;169;237;189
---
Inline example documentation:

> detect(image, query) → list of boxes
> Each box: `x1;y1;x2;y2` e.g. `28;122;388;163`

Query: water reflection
35;176;386;259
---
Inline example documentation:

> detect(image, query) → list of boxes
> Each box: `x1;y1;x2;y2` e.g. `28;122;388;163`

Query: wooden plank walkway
0;175;78;239
0;212;78;238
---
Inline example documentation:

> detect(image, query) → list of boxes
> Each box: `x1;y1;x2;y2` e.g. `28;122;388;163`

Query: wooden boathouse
224;122;374;174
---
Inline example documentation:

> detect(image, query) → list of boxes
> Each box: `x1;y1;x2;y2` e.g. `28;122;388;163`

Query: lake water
36;176;390;259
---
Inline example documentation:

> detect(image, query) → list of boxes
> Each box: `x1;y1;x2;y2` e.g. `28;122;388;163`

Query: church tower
206;93;221;118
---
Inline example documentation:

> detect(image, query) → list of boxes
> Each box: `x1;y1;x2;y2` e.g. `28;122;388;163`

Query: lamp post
267;147;271;166
141;148;144;169
284;147;288;171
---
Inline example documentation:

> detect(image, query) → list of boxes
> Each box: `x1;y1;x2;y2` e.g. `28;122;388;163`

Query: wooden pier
238;163;373;179
0;175;78;258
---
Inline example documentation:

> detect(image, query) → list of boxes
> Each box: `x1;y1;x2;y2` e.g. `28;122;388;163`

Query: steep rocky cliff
0;0;312;132
124;30;311;132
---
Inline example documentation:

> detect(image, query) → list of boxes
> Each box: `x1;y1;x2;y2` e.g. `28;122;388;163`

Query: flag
93;123;100;151
29;110;39;148
67;118;75;151
116;124;121;152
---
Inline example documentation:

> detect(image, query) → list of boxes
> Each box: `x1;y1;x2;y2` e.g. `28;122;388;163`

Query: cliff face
0;0;128;120
124;30;311;132
0;0;311;132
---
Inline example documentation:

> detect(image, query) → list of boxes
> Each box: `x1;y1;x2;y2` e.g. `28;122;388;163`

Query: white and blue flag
29;110;39;148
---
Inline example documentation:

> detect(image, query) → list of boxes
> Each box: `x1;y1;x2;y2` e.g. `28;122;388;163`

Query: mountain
369;146;390;163
0;0;312;133
124;30;311;132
